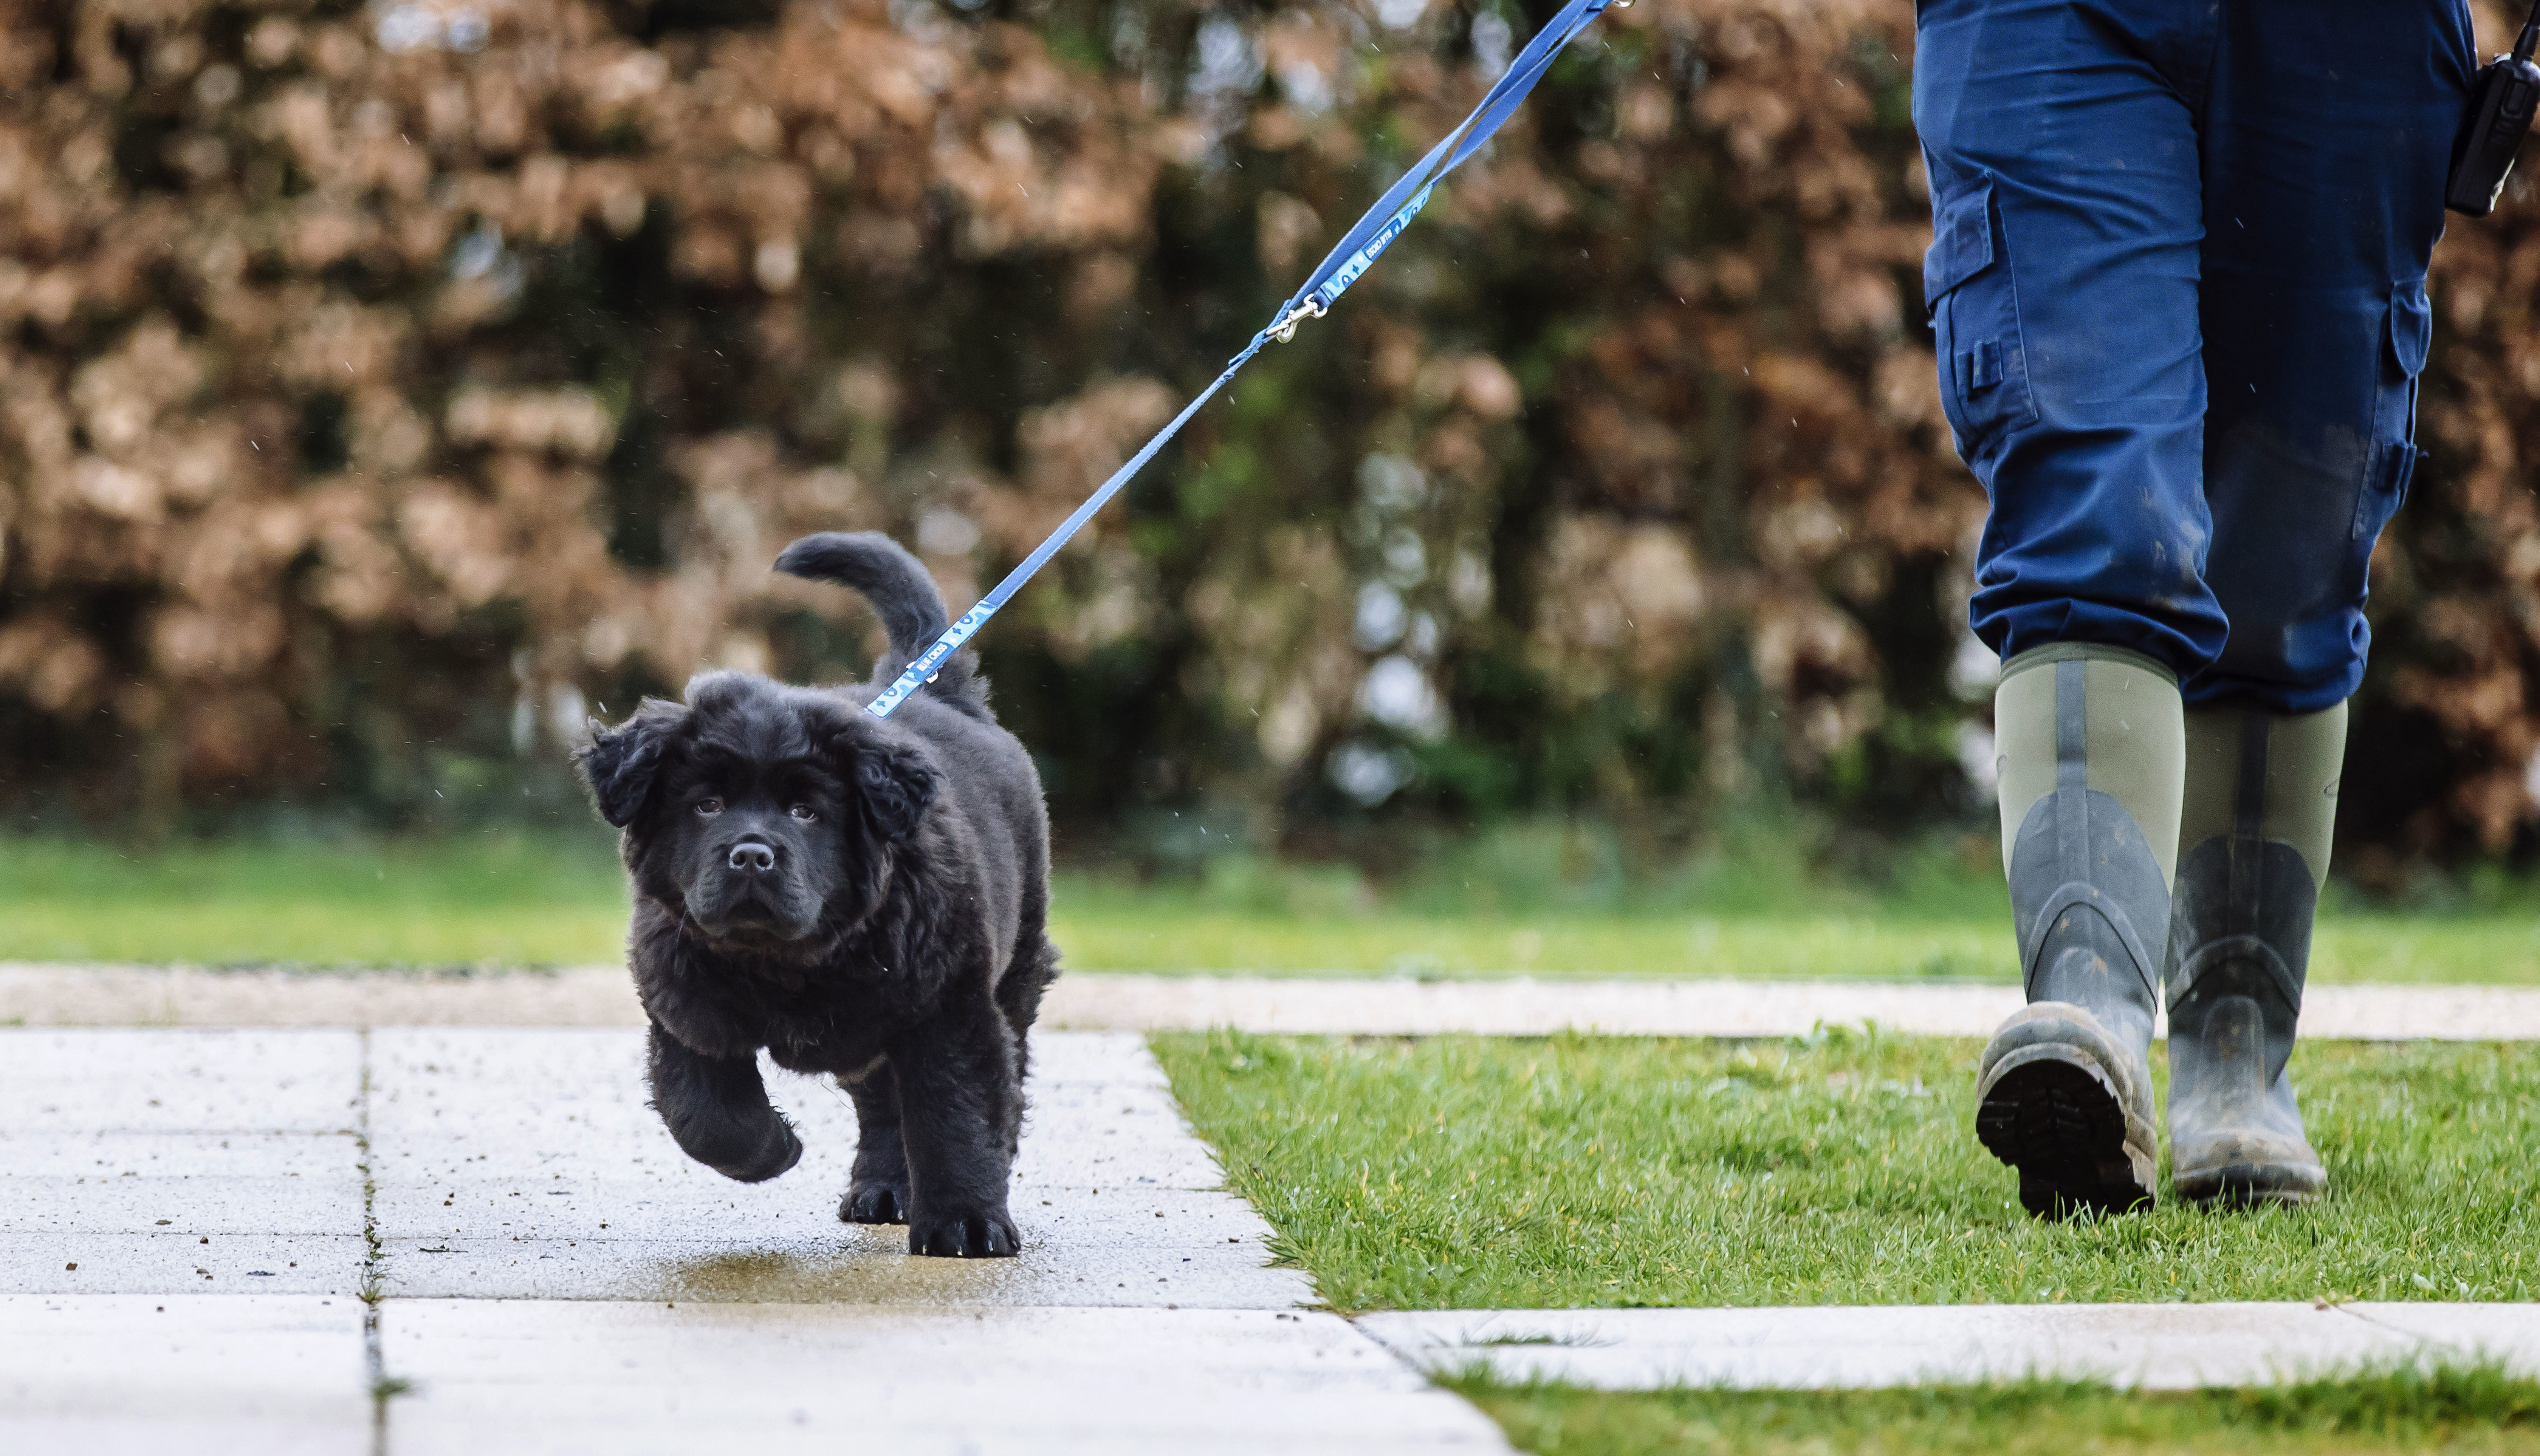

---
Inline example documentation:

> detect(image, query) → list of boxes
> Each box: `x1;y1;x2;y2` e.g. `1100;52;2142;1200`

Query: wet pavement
3;1029;367;1297
0;1025;1505;1453
365;1028;1303;1307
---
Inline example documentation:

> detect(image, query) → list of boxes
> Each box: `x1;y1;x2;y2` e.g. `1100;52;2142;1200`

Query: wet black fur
575;532;1057;1258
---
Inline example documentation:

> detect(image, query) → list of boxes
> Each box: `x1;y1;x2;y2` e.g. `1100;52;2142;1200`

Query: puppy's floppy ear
852;735;938;844
576;700;685;829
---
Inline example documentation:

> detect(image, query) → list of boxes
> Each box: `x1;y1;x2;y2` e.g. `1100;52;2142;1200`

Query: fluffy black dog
575;532;1056;1257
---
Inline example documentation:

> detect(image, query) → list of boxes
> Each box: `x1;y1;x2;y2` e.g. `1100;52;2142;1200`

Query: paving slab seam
354;1025;401;1448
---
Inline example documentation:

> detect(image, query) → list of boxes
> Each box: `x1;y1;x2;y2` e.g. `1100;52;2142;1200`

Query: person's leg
2167;704;2341;1204
1915;0;2227;675
2173;0;2474;1205
1982;645;2182;1215
1914;0;2213;1215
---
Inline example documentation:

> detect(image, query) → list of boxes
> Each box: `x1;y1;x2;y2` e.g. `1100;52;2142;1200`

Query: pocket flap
1922;181;1996;311
2389;279;2431;378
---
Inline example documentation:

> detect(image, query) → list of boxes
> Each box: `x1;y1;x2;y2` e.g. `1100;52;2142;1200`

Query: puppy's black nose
728;840;777;874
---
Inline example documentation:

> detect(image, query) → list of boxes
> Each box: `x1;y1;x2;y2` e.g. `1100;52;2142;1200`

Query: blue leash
868;0;1620;718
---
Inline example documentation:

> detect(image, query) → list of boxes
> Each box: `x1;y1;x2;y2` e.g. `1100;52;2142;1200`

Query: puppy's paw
711;1124;803;1184
839;1179;910;1225
908;1207;1021;1258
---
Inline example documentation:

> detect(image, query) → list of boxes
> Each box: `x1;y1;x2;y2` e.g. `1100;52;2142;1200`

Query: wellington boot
1976;658;2167;1218
2165;719;2329;1207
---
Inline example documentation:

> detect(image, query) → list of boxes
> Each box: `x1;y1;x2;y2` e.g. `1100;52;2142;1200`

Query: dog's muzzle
686;838;822;941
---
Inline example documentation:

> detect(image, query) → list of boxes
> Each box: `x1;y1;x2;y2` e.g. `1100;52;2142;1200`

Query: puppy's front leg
890;1013;1022;1258
646;1021;803;1182
839;1066;911;1224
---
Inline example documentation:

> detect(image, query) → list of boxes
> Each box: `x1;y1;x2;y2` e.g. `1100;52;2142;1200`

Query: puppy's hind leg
646;1022;804;1183
839;1065;912;1225
992;938;1060;1158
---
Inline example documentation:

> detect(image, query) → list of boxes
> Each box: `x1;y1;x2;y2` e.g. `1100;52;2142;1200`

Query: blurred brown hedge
1;0;2535;865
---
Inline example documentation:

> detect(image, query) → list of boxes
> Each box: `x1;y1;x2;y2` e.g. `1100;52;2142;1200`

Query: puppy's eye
694;798;725;816
788;804;818;823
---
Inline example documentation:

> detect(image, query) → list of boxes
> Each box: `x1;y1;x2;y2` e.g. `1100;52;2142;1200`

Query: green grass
1454;1363;2540;1455
1151;1030;2540;1311
0;832;633;966
2;830;2538;984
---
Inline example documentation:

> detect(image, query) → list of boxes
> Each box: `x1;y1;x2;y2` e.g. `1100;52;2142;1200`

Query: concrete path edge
1355;1303;2540;1391
8;966;2540;1040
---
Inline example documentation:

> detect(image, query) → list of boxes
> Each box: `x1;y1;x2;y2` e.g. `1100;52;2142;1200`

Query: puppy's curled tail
774;531;986;713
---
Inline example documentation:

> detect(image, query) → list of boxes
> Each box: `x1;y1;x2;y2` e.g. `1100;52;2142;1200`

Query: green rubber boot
2164;705;2338;1207
1975;648;2182;1218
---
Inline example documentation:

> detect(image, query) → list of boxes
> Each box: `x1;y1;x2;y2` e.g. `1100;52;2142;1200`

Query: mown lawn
1454;1365;2540;1455
0;831;634;966
1151;1030;2540;1311
5;833;2540;984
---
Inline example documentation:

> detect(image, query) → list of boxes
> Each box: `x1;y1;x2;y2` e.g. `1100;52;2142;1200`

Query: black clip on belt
2448;0;2540;217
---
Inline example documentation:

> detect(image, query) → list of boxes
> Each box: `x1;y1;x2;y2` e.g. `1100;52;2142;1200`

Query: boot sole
2174;1161;2325;1208
1976;1045;2155;1218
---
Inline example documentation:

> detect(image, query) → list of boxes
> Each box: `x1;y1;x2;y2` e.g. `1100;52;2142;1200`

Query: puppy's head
576;672;937;948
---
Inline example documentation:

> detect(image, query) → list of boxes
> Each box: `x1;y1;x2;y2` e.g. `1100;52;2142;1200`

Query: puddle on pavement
644;1235;1052;1304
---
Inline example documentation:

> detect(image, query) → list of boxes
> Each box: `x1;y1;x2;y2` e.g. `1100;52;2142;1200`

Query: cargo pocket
2352;278;2430;542
1923;178;2040;462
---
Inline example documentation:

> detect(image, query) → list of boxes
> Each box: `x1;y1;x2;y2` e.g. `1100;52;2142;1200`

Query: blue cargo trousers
1914;0;2477;712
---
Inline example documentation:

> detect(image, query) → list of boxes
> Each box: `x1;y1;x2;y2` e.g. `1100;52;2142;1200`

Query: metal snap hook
1271;296;1328;343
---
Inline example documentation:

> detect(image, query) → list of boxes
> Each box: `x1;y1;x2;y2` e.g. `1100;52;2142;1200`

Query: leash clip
1271;296;1328;343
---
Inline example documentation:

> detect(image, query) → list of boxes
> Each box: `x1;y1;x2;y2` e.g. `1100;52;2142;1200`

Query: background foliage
2;0;2536;872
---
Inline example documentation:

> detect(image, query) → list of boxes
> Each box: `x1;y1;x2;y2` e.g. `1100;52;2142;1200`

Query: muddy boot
2164;705;2338;1207
1975;648;2181;1218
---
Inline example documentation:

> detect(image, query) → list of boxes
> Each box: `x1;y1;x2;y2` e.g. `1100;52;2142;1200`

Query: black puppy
575;532;1056;1257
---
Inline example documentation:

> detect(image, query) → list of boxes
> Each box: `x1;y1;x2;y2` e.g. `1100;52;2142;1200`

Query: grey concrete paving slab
1023;1079;1231;1189
16;964;2540;1039
0;1293;370;1454
366;1028;1219;1208
369;1029;1311;1308
1025;1028;1173;1085
0;1234;367;1297
1050;974;2038;1038
0;961;645;1027
1050;975;2540;1041
382;1300;1510;1454
0;1029;369;1296
2344;1301;2540;1352
2;1027;362;1130
0;1131;357;1233
1355;1303;2540;1390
